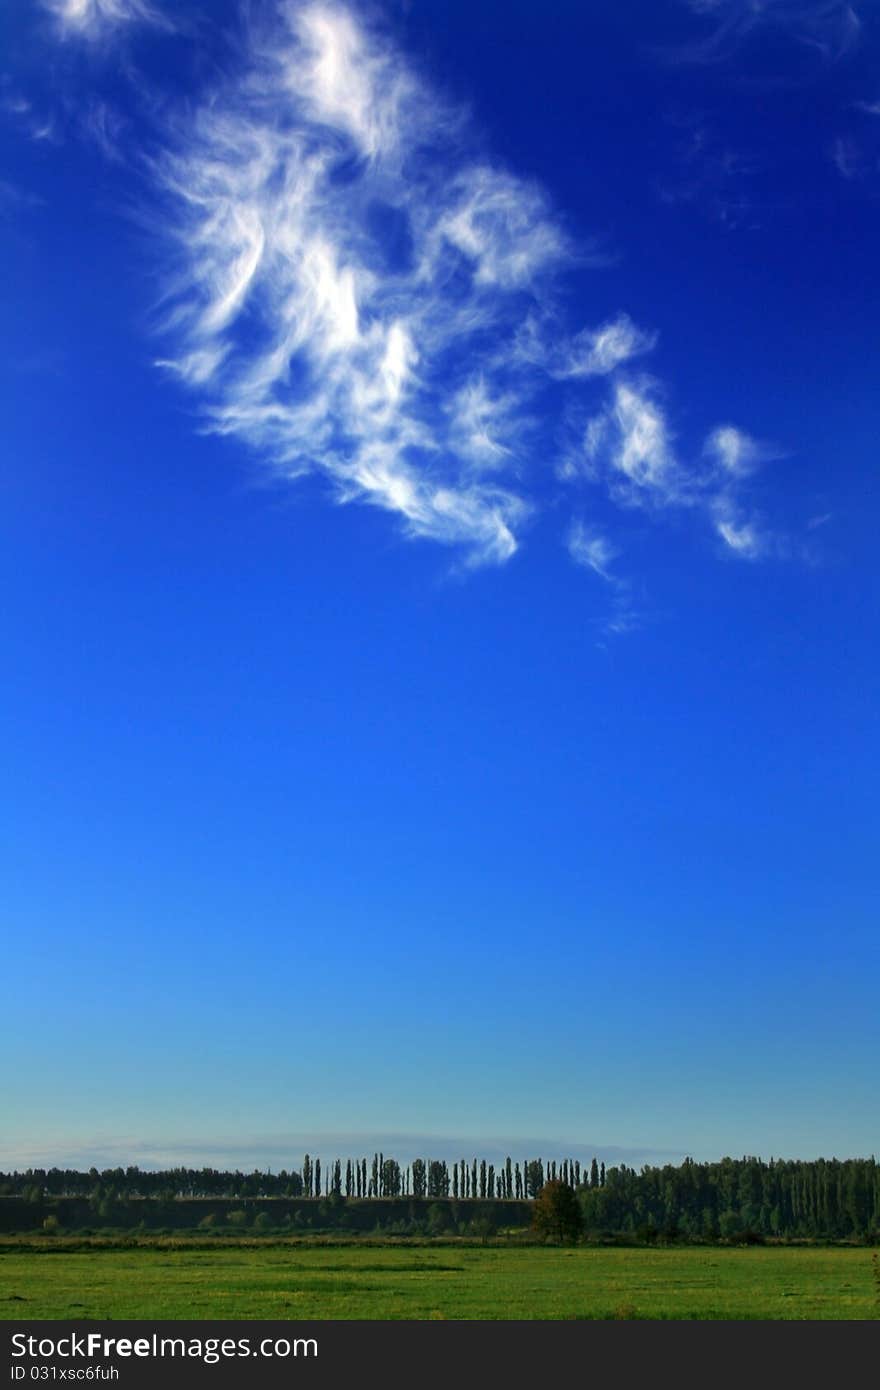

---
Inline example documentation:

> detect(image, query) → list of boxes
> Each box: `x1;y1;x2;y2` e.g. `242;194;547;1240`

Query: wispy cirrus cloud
148;1;654;567
704;424;783;477
568;389;777;560
557;315;658;380
580;379;685;507
44;0;170;40
711;499;768;558
567;521;618;581
567;519;642;634
676;0;862;64
1;88;59;144
32;0;787;617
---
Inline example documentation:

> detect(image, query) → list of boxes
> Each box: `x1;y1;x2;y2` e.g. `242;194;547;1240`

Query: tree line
0;1155;597;1203
579;1156;880;1240
3;1155;878;1239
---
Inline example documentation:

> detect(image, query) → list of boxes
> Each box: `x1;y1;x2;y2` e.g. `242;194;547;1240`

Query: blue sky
1;0;878;1171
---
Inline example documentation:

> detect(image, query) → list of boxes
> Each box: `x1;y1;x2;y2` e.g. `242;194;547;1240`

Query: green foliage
411;1159;426;1199
531;1181;583;1244
577;1156;880;1241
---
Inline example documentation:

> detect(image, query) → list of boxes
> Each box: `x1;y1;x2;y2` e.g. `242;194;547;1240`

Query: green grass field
1;1241;876;1319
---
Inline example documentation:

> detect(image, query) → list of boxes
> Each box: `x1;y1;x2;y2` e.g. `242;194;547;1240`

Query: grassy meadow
2;1240;877;1320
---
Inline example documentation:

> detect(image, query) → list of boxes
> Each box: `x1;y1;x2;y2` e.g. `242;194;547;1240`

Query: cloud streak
34;0;786;616
0;1130;686;1172
676;0;862;65
150;1;593;565
44;0;170;40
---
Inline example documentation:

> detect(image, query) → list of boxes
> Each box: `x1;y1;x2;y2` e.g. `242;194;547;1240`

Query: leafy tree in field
590;1158;600;1189
532;1180;583;1244
314;1159;321;1198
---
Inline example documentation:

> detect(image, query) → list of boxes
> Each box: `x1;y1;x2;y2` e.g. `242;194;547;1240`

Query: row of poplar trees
299;1155;605;1200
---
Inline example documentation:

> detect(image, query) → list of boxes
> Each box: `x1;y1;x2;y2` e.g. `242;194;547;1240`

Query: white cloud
704;424;781;476
429;167;569;288
566;520;642;635
588;380;684;503
712;497;767;558
44;0;169;40
32;0;788;593
567;393;778;565
149;1;585;565
449;378;517;468
567;520;618;580
715;516;765;558
558;315;657;378
278;3;417;161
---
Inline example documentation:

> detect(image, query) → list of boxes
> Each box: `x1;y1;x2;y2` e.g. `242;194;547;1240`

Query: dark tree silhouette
532;1180;583;1244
